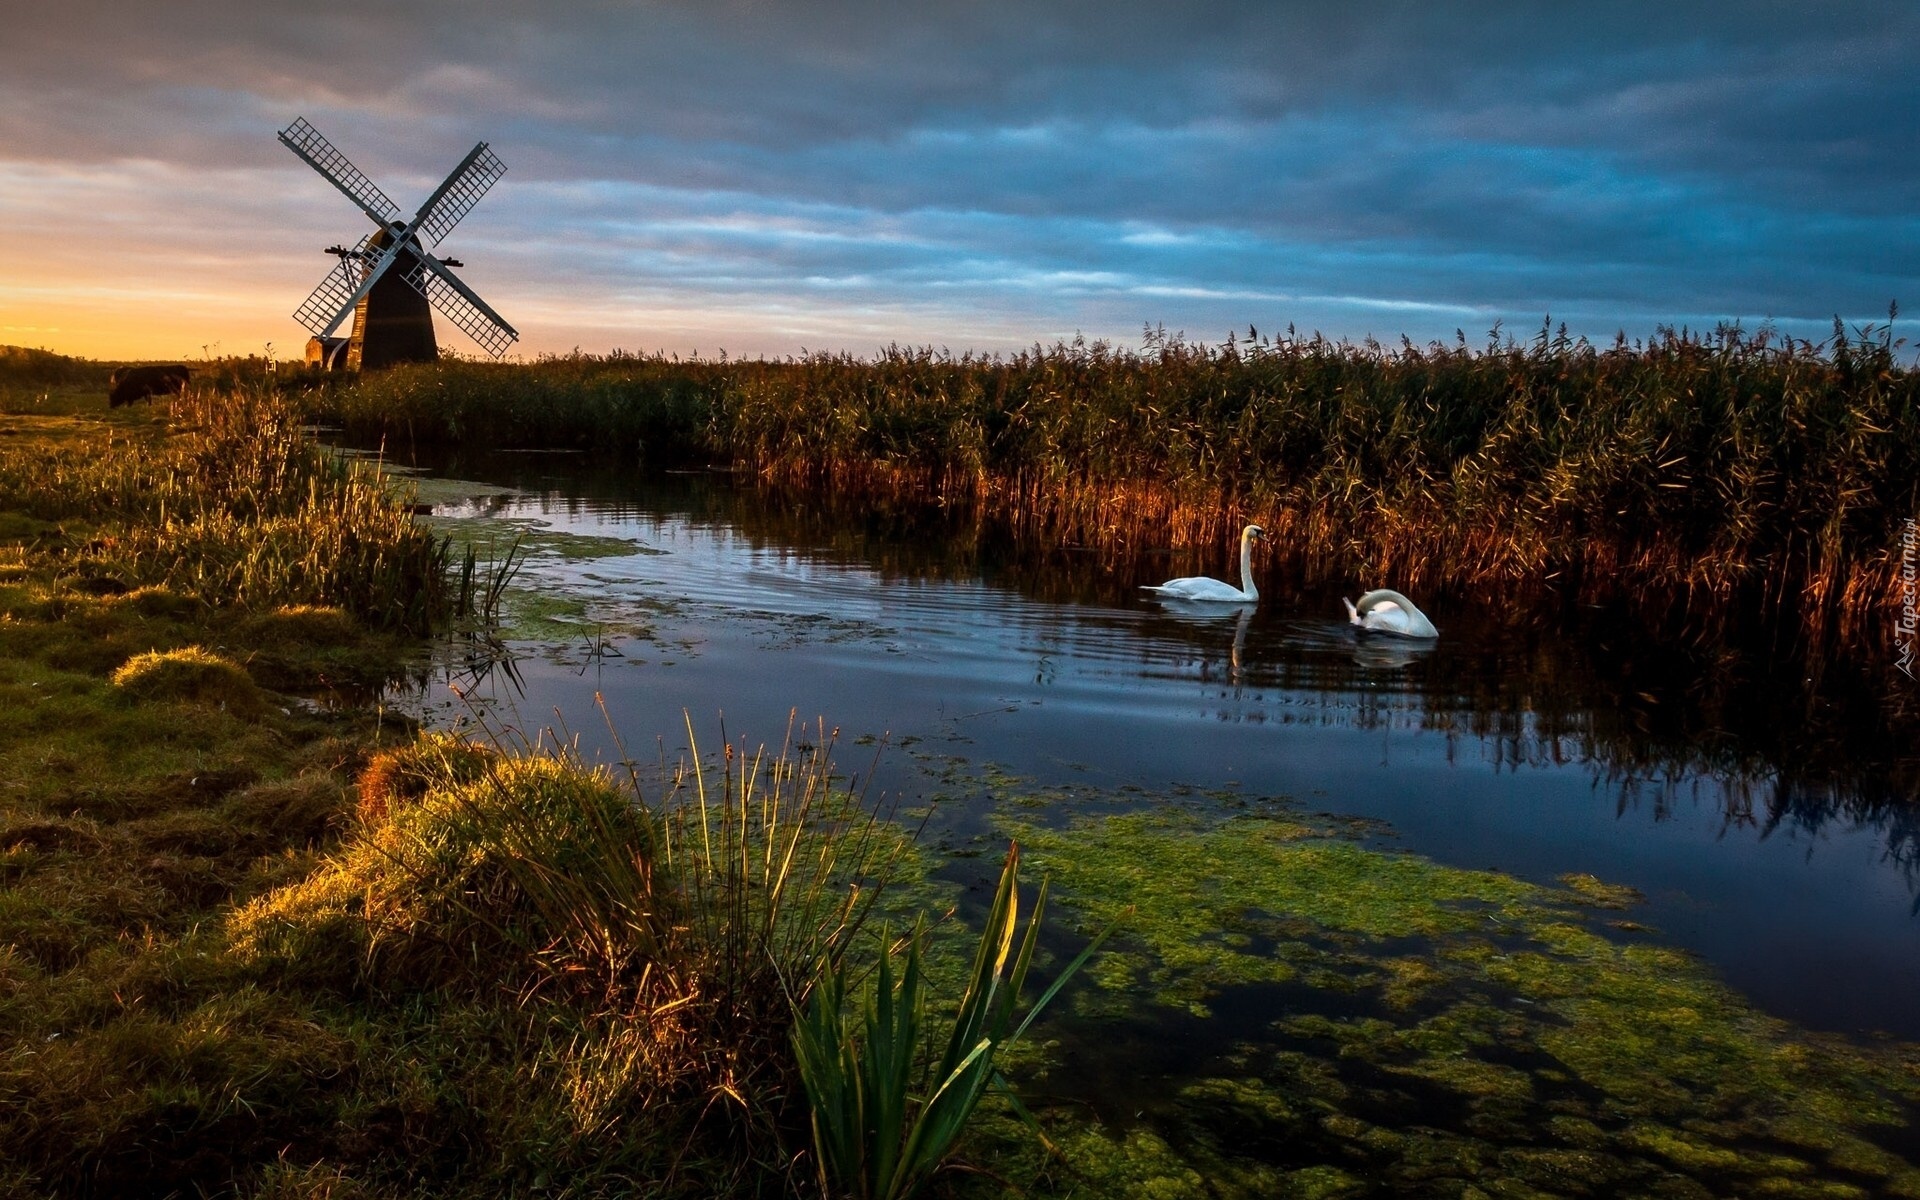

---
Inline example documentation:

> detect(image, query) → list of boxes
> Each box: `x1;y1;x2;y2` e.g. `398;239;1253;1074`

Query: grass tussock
316;319;1919;660
229;750;663;990
221;716;921;1194
110;646;266;718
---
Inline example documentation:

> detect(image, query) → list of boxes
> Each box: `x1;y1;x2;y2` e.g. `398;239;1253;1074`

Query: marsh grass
316;320;1918;662
0;382;576;1196
0;384;455;632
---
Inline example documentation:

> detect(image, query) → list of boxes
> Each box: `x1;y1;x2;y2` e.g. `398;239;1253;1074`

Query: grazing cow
109;364;193;408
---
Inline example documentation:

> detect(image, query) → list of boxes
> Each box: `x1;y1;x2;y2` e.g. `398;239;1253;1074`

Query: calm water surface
389;457;1920;1041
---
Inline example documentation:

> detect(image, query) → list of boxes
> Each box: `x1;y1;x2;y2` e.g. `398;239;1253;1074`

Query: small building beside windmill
305;336;349;369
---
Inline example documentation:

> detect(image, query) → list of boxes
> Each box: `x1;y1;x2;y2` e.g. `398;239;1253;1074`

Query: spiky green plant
791;844;1113;1200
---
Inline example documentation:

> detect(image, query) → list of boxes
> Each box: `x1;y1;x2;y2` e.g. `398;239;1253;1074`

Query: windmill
279;117;518;370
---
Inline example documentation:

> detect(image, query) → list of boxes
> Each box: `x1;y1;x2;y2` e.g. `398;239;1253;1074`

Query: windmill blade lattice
416;143;507;245
290;233;378;337
277;119;403;227
404;258;519;358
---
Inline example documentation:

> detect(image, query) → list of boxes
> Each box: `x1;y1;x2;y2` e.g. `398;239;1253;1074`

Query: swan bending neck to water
1344;588;1438;638
1142;524;1264;602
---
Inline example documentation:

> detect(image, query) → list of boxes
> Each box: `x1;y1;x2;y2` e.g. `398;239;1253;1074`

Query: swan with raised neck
1141;524;1264;603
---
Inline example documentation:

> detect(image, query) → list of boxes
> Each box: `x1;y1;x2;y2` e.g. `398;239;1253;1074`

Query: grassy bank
0;384;457;1195
0;379;1020;1197
314;321;1918;666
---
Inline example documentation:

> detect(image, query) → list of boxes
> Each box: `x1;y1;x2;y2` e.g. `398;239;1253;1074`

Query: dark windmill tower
279;118;518;369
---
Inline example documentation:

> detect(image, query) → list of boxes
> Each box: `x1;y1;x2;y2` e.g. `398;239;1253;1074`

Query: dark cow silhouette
109;364;193;408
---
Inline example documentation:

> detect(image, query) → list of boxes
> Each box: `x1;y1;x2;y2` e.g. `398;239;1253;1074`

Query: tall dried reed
310;319;1918;658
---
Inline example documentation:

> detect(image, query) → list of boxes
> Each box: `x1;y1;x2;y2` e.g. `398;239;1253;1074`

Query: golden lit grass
354;730;498;825
0;385;454;633
111;646;267;719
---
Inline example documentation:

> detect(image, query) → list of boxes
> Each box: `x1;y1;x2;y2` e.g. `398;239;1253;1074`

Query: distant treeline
307;321;1917;663
0;347;292;394
0;345;110;388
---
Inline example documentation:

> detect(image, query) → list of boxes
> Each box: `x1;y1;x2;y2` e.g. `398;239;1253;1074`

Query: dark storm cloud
3;0;1914;353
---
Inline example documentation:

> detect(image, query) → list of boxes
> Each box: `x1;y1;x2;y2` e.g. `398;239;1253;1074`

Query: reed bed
324;352;717;459
0;384;452;631
316;320;1918;661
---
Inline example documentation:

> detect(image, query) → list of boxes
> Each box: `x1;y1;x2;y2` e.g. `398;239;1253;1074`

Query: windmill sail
405;257;518;358
278;118;403;227
292;257;362;337
291;233;379;337
415;142;508;245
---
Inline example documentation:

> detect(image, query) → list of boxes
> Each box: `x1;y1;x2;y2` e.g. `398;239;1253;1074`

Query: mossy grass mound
231;602;424;694
230;752;663;992
110;645;267;719
109;583;203;621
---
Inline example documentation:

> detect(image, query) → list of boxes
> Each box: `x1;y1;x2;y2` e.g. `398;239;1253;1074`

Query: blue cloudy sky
1;0;1914;359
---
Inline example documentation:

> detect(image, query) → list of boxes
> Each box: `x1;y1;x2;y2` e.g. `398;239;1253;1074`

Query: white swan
1142;524;1264;603
1343;588;1438;638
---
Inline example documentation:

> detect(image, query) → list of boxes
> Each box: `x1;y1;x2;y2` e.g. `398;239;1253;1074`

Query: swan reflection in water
1146;598;1254;682
1351;632;1436;672
1279;616;1436;673
1145;598;1438;682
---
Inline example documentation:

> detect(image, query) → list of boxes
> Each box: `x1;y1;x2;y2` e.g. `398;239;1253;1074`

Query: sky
1;1;1915;362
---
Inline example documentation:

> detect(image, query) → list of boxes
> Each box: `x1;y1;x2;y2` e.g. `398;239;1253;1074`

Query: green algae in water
968;803;1920;1199
425;514;657;563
